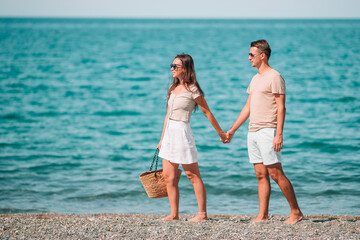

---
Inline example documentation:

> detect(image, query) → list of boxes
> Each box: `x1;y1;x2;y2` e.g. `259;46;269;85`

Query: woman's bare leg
183;162;208;221
161;159;180;220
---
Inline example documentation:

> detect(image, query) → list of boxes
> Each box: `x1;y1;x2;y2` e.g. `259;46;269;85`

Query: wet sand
1;213;359;239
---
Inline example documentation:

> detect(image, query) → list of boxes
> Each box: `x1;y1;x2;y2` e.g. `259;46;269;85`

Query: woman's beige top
168;85;201;122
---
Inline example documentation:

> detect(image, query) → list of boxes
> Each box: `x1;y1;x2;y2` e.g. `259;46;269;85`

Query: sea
0;18;359;215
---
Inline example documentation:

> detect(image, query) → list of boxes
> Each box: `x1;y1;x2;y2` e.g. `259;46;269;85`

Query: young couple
157;40;303;224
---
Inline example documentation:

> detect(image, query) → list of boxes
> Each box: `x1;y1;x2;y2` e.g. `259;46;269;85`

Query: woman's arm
157;106;170;150
194;96;226;142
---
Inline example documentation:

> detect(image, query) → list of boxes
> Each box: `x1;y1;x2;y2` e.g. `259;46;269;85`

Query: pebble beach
1;213;359;239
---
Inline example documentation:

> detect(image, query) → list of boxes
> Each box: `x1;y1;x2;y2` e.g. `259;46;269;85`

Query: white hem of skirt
158;119;198;164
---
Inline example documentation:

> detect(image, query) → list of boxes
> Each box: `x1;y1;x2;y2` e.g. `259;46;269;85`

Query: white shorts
247;128;281;165
158;120;198;164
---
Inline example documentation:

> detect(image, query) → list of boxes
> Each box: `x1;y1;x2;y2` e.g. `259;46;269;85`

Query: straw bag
139;148;182;198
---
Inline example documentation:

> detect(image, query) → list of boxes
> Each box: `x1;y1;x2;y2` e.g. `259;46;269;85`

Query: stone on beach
0;214;359;239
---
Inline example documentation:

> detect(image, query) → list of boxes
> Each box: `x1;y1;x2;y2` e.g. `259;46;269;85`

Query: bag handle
149;148;160;177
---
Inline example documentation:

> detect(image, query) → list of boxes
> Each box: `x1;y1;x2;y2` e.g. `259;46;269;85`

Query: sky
0;0;359;19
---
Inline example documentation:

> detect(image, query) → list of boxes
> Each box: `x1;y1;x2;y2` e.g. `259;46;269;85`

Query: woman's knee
185;171;200;183
163;171;177;185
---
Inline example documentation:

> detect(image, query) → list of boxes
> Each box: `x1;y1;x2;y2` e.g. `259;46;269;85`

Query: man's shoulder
268;69;285;84
269;68;282;77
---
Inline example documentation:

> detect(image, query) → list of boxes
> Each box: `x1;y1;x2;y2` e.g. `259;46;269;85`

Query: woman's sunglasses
170;64;183;70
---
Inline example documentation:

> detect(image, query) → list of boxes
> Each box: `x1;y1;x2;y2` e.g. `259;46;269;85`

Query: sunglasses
170;64;183;70
249;52;263;58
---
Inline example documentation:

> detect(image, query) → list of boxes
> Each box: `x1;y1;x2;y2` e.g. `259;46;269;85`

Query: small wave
0;113;37;123
196;144;227;151
0;169;19;175
298;141;360;153
313;189;360;196
110;155;132;162
66;190;144;201
106;130;125;136
124;77;151;81
0;142;22;148
131;85;140;90
287;120;305;123
37;65;54;72
64;90;76;97
338;96;356;102
119;144;134;150
116;64;128;69
94;110;141;116
1;113;22;120
128;93;147;97
74;135;93;140
81;58;97;64
0;208;47;214
6;82;27;88
28;162;81;171
29;111;63;117
205;185;258;196
295;96;356;103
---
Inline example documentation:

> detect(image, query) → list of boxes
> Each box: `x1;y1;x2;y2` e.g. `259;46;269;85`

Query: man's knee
255;170;269;181
254;164;269;180
268;165;285;182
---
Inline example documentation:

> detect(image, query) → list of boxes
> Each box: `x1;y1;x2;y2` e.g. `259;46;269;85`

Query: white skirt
158;120;198;164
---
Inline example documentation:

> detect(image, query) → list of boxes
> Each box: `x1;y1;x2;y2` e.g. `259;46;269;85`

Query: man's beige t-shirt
246;69;285;132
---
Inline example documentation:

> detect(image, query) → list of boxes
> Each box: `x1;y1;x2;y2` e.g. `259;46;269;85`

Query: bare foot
251;215;269;223
284;212;304;224
189;213;208;222
158;215;179;221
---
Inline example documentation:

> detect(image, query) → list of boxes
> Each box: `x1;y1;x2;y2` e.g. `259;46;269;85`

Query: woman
158;54;226;221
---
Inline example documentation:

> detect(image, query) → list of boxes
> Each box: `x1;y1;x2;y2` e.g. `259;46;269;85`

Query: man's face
248;47;263;68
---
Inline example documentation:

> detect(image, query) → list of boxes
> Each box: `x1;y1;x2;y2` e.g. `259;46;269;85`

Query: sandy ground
0;213;359;239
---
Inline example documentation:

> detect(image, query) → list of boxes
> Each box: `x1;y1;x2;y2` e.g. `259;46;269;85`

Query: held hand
219;131;227;144
226;130;235;143
273;135;283;152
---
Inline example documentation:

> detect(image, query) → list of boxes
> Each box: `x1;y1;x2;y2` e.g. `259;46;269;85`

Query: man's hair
251;39;271;60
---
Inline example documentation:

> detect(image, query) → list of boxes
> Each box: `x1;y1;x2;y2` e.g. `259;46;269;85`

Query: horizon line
0;16;360;20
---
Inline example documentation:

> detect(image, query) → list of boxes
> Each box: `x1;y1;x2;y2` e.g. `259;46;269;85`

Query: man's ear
260;52;266;60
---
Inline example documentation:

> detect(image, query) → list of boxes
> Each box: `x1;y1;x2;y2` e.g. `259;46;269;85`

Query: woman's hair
167;54;204;111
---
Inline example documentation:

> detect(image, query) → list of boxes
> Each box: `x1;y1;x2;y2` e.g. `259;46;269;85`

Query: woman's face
171;58;185;79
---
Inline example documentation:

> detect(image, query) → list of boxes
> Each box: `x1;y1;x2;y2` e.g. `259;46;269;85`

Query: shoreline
1;213;359;239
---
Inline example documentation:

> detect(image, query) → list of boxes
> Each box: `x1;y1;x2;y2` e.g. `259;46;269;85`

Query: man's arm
226;95;251;142
274;94;286;152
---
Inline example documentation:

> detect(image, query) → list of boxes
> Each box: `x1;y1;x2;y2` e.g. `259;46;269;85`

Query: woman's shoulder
188;84;199;92
187;84;202;99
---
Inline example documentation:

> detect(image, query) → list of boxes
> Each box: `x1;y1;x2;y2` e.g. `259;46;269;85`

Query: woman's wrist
229;127;236;134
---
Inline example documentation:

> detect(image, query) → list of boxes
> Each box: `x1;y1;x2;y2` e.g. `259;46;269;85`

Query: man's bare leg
253;163;271;222
267;163;303;224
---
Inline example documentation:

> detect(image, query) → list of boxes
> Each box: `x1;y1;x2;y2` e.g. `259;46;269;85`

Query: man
226;40;303;224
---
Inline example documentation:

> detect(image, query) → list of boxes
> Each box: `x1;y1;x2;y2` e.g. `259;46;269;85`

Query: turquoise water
0;18;359;215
